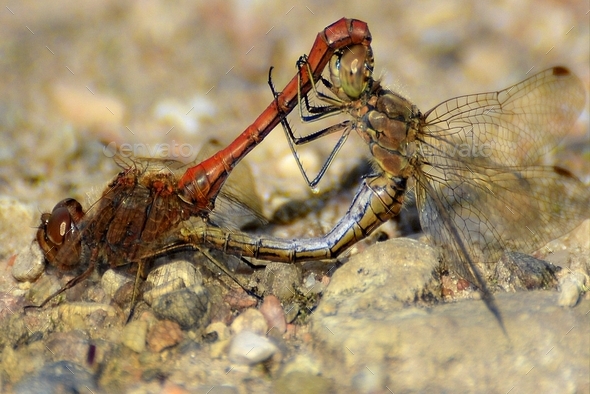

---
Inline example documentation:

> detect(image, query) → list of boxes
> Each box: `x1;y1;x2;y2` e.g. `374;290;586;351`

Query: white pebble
228;331;278;365
231;308;268;335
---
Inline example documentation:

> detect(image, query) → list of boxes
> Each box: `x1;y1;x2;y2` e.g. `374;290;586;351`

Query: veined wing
413;67;588;288
421;67;586;168
415;160;590;288
192;139;266;230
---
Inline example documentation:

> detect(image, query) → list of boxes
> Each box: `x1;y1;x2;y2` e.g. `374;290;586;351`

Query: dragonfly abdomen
187;176;407;263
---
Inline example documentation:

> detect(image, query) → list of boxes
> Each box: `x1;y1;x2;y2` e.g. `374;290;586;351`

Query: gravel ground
1;1;589;393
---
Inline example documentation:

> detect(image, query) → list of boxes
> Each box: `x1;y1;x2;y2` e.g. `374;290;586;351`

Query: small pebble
100;269;133;299
84;283;109;304
273;371;333;394
144;260;203;306
303;273;316;289
160;381;192;394
228;331;278;365
205;321;231;341
209;339;231;359
52;83;125;127
223;288;258;309
259;295;287;334
12;242;46;282
442;287;454;298
146;260;202;289
25;273;62;306
303;273;326;295
147;320;183;352
143;277;186;306
283;302;299;323
151;284;210;329
457;278;470;291
231;308;268;335
121;320;148;353
262;262;301;302
558;272;587;307
12;361;98;394
281;354;322;376
496;252;559;291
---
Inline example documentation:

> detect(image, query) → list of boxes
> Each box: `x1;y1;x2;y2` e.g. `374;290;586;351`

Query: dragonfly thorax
356;90;418;178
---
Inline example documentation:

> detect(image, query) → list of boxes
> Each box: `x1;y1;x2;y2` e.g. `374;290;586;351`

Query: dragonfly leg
268;58;355;189
24;258;97;310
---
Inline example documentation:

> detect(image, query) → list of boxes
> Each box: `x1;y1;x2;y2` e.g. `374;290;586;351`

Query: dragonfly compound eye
46;206;72;246
36;198;85;268
44;198;84;247
329;44;374;100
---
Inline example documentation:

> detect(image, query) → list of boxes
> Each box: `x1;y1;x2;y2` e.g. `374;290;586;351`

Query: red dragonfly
177;18;372;215
30;18;372;309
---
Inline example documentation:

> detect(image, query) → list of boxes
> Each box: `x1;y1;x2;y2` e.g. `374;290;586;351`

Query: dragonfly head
329;44;374;101
36;198;85;271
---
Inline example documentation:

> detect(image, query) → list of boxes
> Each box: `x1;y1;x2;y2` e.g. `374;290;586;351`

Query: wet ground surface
1;1;589;393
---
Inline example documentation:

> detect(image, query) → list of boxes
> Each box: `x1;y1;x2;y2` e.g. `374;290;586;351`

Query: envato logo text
103;140;196;159
418;142;493;158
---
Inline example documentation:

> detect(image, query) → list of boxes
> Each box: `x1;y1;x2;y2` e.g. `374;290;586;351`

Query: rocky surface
309;239;590;393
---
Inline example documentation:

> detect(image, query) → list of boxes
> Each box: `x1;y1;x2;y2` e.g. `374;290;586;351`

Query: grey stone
151;284;210;329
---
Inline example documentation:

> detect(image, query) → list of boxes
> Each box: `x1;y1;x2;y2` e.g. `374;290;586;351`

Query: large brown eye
40;198;84;247
46;206;72;245
329;44;374;100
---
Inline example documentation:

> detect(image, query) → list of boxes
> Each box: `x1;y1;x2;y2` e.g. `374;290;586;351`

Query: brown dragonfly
180;40;589;324
32;144;274;310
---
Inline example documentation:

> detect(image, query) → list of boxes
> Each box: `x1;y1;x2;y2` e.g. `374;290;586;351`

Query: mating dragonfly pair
32;18;589;322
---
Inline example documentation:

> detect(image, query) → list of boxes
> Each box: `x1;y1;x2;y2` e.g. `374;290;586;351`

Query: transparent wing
414;67;588;286
193;139;266;230
117;146;266;233
421;67;586;167
415;164;590;286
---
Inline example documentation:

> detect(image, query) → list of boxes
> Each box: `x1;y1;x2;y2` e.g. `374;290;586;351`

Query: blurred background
0;0;588;235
